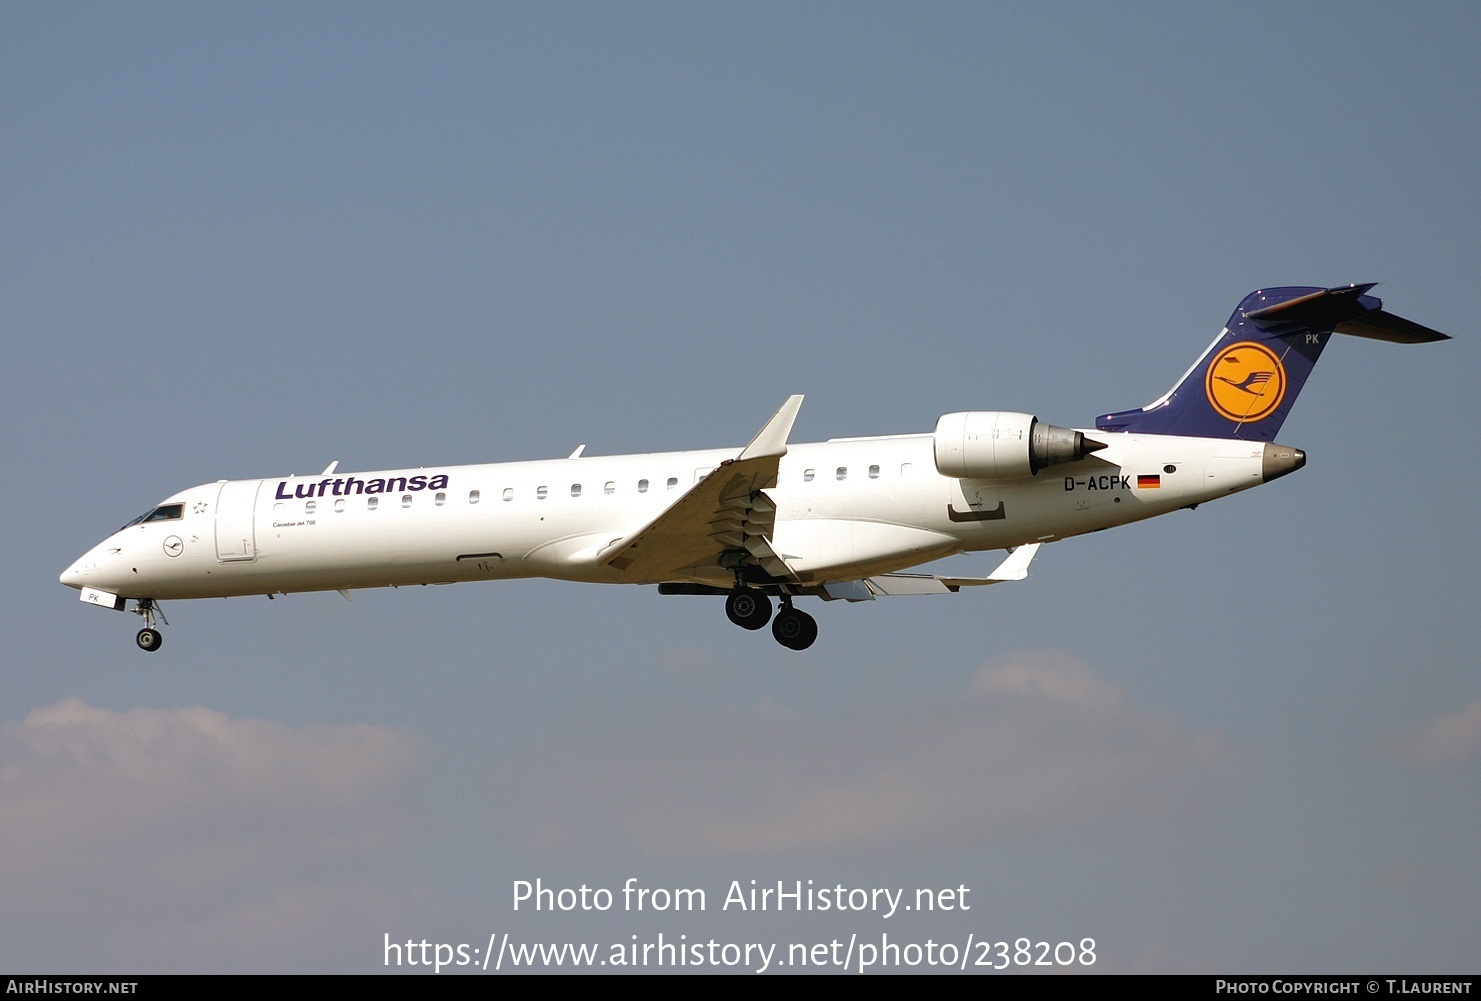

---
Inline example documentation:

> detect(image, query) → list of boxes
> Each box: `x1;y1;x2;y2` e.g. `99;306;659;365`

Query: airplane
61;284;1448;653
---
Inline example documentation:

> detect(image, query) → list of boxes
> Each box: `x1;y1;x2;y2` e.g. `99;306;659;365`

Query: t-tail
1095;284;1449;440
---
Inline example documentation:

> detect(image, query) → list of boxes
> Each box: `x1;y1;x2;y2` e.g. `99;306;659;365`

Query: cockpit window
123;504;184;530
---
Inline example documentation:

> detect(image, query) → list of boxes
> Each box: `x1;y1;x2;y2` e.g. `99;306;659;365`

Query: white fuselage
61;430;1277;602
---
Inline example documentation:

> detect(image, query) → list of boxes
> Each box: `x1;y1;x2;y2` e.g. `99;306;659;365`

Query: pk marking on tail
62;284;1448;653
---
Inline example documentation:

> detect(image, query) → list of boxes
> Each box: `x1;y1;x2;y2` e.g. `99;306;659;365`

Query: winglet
737;395;804;461
987;542;1040;582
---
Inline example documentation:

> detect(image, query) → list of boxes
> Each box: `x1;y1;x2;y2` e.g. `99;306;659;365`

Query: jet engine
933;411;1104;479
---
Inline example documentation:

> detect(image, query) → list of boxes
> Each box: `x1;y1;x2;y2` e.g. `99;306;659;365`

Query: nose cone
1261;442;1307;483
60;555;91;589
61;538;119;590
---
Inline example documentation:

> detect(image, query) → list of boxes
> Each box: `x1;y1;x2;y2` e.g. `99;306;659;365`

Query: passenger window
666;477;678;490
502;488;513;502
604;481;615;495
305;500;317;515
367;497;379;511
401;494;413;508
537;486;548;500
435;492;446;506
901;462;913;476
571;483;582;498
804;469;815;482
638;479;649;493
836;467;847;481
470;490;481;504
869;464;880;479
334;499;345;513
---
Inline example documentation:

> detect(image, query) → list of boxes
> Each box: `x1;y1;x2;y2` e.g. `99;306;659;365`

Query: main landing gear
133;598;167;653
771;605;818;651
724;589;817;651
725;589;771;630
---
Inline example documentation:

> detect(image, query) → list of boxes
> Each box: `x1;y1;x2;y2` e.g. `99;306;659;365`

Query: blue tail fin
1095;284;1449;440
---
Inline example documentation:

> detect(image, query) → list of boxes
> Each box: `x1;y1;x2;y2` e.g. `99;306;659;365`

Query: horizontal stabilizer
1245;284;1449;343
1335;310;1450;344
1243;283;1378;328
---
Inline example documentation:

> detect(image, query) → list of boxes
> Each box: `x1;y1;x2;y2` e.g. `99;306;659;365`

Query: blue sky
3;2;1477;972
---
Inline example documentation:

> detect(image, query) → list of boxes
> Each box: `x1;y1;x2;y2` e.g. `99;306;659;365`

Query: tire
725;589;772;630
771;608;818;651
136;628;163;652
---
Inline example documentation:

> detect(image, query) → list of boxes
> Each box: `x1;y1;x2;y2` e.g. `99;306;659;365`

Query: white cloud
0;698;426;970
497;650;1245;857
1385;699;1481;766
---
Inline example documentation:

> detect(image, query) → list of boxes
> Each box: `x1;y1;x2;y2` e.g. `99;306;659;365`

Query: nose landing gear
133;599;167;653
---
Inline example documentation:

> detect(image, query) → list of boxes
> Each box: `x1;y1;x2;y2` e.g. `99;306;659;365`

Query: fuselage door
215;480;261;562
948;479;1006;523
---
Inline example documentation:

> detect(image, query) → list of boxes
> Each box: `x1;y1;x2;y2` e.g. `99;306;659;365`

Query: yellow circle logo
1205;341;1286;423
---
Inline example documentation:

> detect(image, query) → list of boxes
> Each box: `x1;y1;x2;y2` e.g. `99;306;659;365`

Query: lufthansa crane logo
1205;341;1286;423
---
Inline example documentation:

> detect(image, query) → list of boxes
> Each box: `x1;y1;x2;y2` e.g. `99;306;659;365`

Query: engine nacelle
933;411;1102;479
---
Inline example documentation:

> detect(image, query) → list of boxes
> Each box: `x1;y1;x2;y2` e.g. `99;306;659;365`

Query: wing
658;543;1044;600
599;396;804;584
829;543;1042;597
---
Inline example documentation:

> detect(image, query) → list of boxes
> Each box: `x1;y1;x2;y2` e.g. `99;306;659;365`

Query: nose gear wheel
131;599;167;653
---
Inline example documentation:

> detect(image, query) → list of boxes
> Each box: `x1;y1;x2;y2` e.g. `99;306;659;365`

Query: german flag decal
1137;474;1161;489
